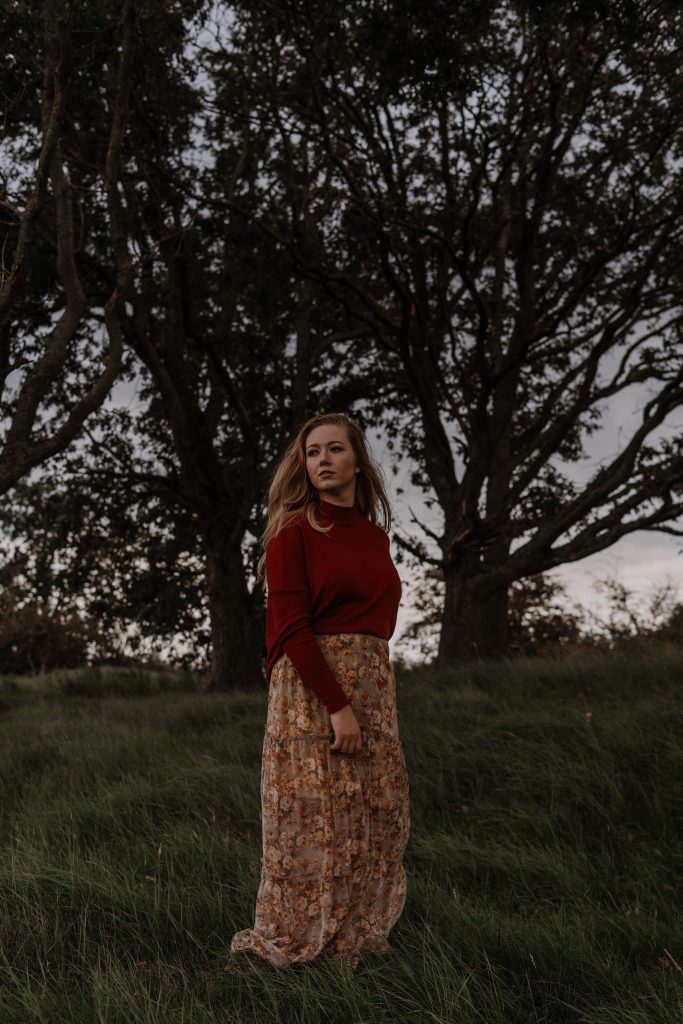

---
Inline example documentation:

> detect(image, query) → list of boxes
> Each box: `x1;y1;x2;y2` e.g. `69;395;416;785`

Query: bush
0;592;96;675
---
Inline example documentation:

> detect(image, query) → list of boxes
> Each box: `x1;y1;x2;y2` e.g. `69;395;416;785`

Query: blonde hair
256;412;393;584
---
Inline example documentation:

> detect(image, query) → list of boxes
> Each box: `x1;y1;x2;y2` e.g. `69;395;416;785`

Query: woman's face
305;425;359;500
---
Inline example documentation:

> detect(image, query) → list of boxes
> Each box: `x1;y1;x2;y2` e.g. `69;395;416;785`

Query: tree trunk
437;562;510;666
203;533;264;692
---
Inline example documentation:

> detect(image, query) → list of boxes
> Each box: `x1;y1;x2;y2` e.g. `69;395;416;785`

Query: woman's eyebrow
306;440;345;449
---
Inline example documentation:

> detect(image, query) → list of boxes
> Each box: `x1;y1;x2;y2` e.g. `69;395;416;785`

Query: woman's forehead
306;427;348;446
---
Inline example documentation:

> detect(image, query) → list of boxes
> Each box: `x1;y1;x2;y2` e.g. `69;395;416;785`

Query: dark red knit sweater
265;497;403;714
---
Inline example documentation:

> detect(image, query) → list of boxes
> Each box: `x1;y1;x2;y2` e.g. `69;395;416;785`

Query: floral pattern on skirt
229;632;410;970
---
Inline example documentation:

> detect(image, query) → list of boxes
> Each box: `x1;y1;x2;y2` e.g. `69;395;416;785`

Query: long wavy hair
256;412;393;584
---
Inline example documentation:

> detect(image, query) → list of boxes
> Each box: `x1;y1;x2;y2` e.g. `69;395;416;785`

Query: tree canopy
1;0;682;677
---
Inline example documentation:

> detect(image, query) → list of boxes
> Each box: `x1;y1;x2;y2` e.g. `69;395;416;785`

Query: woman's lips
319;472;334;477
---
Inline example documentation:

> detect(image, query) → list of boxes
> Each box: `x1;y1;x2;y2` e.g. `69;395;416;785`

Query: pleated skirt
229;632;410;970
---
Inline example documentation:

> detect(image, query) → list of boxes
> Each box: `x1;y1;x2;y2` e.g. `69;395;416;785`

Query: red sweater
265;498;403;713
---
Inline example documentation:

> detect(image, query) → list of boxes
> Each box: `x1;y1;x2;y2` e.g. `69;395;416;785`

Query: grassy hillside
1;650;682;1023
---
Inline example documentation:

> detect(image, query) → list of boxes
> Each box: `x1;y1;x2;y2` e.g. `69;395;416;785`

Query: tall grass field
1;648;682;1023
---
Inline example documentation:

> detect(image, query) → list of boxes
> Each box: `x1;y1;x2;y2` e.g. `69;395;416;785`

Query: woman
229;411;410;970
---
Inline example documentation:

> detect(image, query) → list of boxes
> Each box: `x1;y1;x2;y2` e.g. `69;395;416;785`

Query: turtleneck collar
318;497;360;525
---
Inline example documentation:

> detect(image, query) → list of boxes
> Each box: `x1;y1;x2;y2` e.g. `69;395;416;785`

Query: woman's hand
329;704;363;754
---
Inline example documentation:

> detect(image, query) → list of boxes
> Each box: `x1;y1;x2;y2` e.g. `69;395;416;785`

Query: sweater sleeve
266;525;350;714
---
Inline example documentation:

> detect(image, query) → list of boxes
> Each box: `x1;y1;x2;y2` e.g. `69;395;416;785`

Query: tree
219;0;683;663
0;580;99;674
83;7;390;688
586;572;682;647
393;565;588;663
507;574;586;656
0;423;213;671
0;0;130;494
0;0;396;690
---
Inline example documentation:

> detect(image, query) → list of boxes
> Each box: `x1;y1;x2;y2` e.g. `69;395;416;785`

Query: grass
0;650;682;1023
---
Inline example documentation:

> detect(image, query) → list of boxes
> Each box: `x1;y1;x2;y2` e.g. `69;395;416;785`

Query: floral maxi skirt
229;632;410;969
